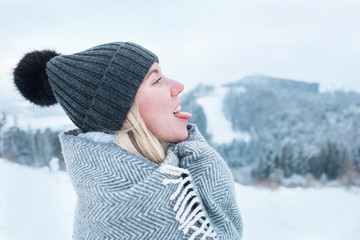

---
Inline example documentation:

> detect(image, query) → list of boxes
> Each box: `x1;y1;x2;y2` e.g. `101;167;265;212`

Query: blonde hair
115;100;167;165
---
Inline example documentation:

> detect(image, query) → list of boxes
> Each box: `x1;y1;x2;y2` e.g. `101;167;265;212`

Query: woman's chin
163;130;189;143
178;132;189;142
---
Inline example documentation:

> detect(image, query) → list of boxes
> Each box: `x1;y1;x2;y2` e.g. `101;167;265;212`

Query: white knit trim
160;165;218;240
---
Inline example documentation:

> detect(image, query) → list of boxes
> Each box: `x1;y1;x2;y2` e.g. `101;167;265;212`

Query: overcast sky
1;0;360;99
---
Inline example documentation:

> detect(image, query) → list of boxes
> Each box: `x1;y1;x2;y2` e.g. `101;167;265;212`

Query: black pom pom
13;50;60;106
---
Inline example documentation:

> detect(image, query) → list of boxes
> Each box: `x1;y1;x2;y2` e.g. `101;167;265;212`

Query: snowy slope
196;86;250;144
1;158;359;240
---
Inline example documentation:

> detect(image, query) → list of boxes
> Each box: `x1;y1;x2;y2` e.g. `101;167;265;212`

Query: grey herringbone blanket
60;124;243;239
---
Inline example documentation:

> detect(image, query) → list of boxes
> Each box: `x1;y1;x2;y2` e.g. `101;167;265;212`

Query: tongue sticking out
173;111;192;119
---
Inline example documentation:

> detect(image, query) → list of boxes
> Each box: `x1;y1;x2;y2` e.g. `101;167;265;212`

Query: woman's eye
154;77;162;84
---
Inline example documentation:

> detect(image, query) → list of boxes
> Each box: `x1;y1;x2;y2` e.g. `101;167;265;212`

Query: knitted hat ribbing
14;42;158;133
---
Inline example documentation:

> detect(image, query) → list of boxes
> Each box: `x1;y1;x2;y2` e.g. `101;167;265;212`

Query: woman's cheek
138;93;155;112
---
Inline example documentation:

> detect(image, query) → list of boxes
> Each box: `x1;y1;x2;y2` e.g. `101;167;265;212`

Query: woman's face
135;62;192;143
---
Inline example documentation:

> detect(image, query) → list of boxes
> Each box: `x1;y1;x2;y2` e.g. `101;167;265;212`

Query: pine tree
280;143;294;178
324;140;341;180
0;113;7;157
293;146;310;175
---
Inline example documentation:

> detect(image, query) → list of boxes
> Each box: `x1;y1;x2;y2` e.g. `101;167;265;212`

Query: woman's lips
173;111;192;119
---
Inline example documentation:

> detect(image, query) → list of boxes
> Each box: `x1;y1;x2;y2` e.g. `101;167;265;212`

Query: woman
13;42;243;239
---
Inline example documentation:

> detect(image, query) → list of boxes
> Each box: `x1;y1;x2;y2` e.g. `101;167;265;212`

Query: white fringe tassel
160;165;218;240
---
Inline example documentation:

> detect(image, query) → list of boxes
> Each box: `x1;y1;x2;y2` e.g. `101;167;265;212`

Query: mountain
226;74;319;93
182;75;360;184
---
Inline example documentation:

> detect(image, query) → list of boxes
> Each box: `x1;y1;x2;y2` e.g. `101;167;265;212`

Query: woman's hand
169;124;214;167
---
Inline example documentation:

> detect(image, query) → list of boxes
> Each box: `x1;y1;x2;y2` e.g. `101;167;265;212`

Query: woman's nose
170;79;184;96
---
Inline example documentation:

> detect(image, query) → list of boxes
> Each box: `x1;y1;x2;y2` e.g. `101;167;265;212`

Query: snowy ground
236;185;360;240
1;158;359;240
0;159;76;240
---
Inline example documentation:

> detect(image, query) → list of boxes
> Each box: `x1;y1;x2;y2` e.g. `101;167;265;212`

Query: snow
235;185;360;240
1;158;360;240
196;86;251;144
0;158;76;240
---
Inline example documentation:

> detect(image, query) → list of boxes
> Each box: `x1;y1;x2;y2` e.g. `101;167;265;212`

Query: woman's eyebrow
148;69;159;76
145;69;159;81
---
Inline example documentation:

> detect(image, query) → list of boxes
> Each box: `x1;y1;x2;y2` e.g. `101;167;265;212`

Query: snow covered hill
181;77;360;183
1;158;359;240
196;86;250;144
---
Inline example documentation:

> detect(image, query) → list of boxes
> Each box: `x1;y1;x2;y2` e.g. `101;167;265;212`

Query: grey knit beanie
13;42;159;133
